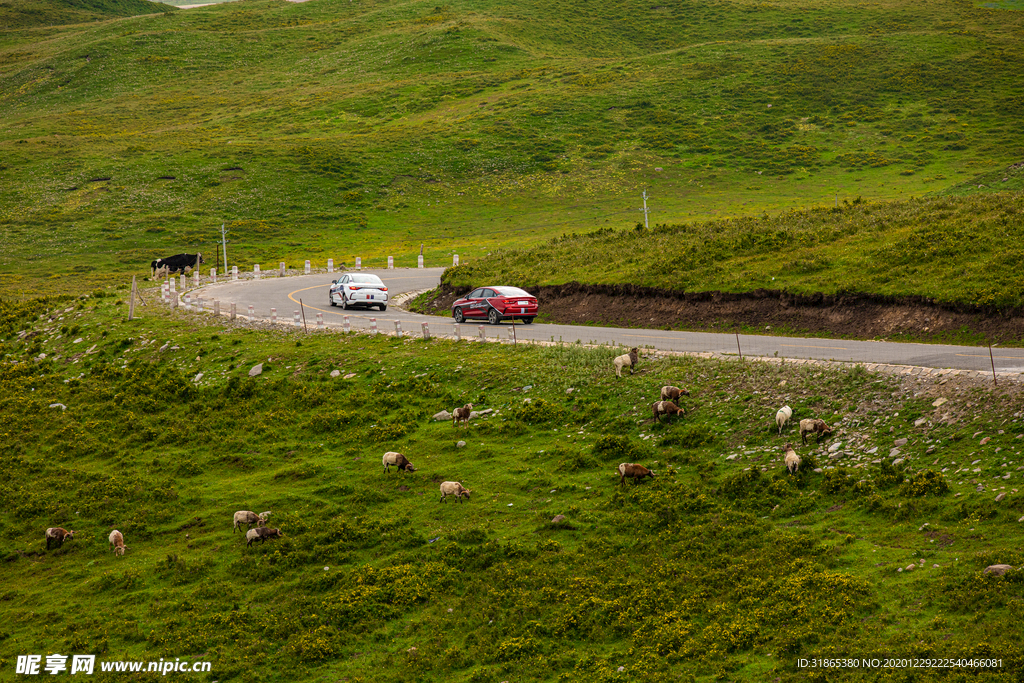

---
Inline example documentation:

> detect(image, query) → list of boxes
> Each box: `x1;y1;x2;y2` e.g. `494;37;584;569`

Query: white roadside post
507;326;515;343
184;293;192;311
232;265;238;280
293;310;301;327
248;304;255;319
370;318;378;335
254;264;261;279
453;254;459;266
327;258;334;273
355;257;362;270
230;303;237;320
171;294;178;310
179;274;186;292
210;267;217;283
305;260;311;275
193;270;199;288
478;325;486;340
454;323;460;340
421;322;430;340
388;256;394;269
343;315;351;334
418;255;424;268
279;262;286;277
197;297;203;312
169;277;176;294
316;312;323;330
271;308;277;323
394;320;403;338
161;283;169;303
213;300;220;316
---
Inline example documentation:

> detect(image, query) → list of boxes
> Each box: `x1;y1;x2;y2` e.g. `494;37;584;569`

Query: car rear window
351;274;384;284
493;287;532;297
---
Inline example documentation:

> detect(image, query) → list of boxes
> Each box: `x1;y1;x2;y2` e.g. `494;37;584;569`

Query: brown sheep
618;463;654;485
45;527;75;550
660;386;690;401
651;400;683;423
452;403;474;429
799;418;832;445
233;511;268;533
382;451;416;473
246;527;283;548
108;529;128;557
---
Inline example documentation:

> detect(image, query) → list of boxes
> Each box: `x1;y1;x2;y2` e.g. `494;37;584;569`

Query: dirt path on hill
415;283;1024;345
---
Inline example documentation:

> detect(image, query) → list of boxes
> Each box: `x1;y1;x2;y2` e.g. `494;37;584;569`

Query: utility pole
640;189;650;229
221;223;229;276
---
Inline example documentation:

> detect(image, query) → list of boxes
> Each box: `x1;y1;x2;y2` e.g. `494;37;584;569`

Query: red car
452;286;538;325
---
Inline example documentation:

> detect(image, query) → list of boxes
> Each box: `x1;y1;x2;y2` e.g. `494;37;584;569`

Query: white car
329;273;389;311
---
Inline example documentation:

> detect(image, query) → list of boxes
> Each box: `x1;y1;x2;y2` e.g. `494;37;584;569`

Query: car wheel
341;296;350;310
379;304;387;311
329;293;336;307
523;317;534;325
488;308;501;325
453;308;465;323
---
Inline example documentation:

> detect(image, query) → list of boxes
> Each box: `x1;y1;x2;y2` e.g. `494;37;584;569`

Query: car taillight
381;287;388;292
349;285;359;290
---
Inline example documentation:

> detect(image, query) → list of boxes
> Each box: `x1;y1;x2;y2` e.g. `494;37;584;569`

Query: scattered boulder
194;372;203;382
330;370;340;378
905;563;916;571
914;418;927;428
248;363;263;377
344;373;357;379
894;438;908;447
980;437;991;446
931;397;947;408
551;514;566;523
433;410;452;422
995;493;1006;502
49;403;66;410
984;564;1014;576
456;440;466;448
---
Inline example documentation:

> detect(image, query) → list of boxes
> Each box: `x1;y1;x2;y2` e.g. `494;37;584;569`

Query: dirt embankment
413;283;1024;344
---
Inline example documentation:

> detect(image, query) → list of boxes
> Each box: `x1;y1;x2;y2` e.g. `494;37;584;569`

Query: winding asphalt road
194;268;1024;375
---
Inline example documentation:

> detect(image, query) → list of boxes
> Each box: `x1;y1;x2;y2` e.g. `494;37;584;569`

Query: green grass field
1;0;1022;300
2;293;1024;681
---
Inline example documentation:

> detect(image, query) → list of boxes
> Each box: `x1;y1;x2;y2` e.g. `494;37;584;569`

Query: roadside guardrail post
453;254;459;266
305;260;311;275
232;266;238;280
454;323;460;340
388;256;394;269
184;293;191;311
230;303;237;320
343;315;350;333
327;258;334;273
210;267;217;283
254;264;261;279
356;257;361;270
293;310;301;327
179;274;186;292
248;304;254;318
213;300;220;316
394;320;403;338
370;318;377;335
478;325;486;340
280;262;286;277
421;322;430;340
193;270;199;288
418;255;424;269
271;308;277;323
316;312;323;330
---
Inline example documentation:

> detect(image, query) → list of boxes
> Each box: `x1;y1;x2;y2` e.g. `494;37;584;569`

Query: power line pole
221;223;229;276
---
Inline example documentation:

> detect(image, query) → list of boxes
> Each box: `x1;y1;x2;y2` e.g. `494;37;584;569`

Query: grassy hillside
1;0;1023;297
440;187;1024;310
0;0;168;30
3;293;1024;681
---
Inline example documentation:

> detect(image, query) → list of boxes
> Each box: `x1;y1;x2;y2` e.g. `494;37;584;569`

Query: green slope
2;294;1024;681
0;0;1022;298
0;0;169;29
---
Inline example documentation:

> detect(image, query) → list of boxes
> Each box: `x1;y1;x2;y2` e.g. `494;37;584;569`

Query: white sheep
776;406;793;435
233;510;268;533
108;529;128;557
613;348;640;377
382;451;416;473
784;443;801;474
439;481;471;503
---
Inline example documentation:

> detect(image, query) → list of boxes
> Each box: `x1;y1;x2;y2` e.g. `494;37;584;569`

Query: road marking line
955;353;1024;360
780;344;849;350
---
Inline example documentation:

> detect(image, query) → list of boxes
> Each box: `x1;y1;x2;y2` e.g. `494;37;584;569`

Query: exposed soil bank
412;283;1024;345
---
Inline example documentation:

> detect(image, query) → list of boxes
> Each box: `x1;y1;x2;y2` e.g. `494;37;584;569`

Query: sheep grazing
784;443;801;474
439;481;471;503
799;418;832;445
651;400;683;423
246;527;283;548
452;403;474;429
45;527;75;550
382;451;416;473
660;386;689;401
776;406;793;436
108;529;128;557
613;348;640;377
233;510;269;533
618;463;654;485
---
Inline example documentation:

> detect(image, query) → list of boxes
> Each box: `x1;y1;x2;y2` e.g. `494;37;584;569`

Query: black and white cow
151;253;204;277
